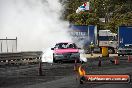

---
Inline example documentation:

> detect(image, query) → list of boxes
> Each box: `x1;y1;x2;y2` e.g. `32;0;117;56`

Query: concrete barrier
0;51;43;65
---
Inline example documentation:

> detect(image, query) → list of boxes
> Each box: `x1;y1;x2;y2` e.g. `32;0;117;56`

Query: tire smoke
0;0;72;51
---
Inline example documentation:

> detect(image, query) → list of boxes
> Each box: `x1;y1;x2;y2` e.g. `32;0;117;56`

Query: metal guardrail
0;51;43;65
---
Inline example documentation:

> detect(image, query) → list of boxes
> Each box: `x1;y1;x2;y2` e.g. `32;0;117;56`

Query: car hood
54;49;79;54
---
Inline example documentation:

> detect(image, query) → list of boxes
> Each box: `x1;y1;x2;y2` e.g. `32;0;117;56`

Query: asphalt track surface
0;56;132;88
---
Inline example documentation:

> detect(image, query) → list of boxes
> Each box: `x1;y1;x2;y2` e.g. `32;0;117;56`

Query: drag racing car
51;42;81;63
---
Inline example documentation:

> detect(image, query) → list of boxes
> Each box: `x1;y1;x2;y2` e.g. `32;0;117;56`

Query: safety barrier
0;51;43;65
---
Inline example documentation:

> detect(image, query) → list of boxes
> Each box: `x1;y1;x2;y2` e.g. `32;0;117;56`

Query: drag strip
0;56;132;88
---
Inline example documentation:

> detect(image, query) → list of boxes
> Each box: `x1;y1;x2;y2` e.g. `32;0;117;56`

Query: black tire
81;61;84;64
80;79;84;84
80;76;86;84
53;54;57;63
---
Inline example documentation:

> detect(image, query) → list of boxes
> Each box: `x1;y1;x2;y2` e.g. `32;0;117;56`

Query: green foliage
67;11;99;25
63;0;132;32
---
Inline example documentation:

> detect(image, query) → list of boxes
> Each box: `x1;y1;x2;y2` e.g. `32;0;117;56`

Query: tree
62;0;132;32
66;0;99;25
104;0;132;32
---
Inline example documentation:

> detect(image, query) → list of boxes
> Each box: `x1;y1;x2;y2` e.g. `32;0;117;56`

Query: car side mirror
51;48;54;50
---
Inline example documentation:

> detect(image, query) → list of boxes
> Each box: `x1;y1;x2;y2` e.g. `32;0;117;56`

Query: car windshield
55;43;77;49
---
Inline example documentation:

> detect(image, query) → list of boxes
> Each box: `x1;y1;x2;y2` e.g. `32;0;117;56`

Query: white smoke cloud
0;0;72;51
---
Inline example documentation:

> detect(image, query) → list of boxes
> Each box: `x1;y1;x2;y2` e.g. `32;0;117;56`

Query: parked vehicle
117;26;132;56
98;30;117;54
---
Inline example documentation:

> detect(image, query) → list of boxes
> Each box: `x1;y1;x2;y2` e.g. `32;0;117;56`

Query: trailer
69;25;117;54
117;26;132;56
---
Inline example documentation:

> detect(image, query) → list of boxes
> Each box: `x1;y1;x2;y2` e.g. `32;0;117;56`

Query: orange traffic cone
74;60;78;71
98;56;101;67
115;56;119;65
127;55;131;62
38;62;42;76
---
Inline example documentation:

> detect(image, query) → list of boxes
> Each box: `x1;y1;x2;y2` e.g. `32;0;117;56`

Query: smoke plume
0;0;72;51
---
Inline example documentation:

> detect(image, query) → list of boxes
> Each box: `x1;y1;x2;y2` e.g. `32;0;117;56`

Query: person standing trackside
89;42;94;56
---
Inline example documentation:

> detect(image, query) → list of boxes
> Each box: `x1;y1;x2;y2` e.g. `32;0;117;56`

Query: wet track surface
0;56;132;88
